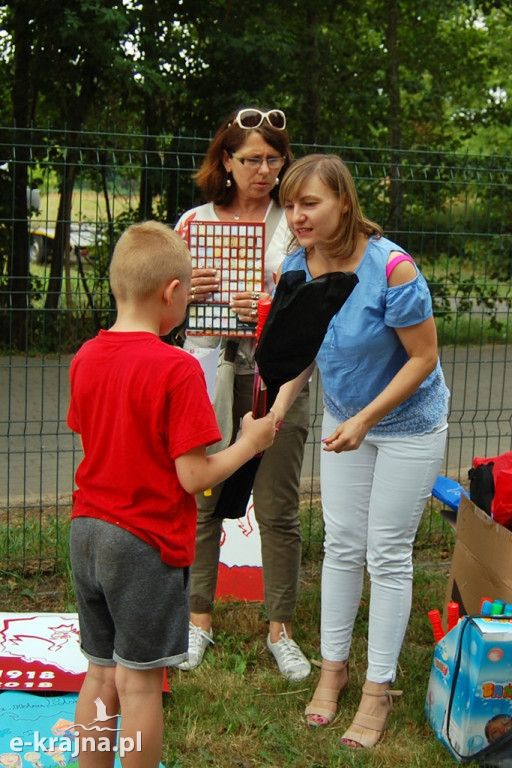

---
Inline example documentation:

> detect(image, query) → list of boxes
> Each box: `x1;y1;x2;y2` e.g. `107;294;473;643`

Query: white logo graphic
9;697;141;759
0;614;85;676
70;697;122;733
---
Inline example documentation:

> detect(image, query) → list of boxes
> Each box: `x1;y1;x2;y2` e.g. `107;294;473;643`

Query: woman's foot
305;659;349;726
176;613;213;671
341;680;402;748
266;622;311;681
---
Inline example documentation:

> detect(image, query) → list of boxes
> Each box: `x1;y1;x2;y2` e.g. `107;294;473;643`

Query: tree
5;1;37;348
1;0;511;344
457;4;512;154
29;1;131;310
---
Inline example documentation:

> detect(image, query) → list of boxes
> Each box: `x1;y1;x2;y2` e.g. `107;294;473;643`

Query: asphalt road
1;346;511;505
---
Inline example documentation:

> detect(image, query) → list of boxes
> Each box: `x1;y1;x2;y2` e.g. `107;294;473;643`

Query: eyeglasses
229;153;286;170
231;109;286;130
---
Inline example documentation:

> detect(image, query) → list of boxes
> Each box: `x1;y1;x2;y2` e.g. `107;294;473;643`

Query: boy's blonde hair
110;221;192;302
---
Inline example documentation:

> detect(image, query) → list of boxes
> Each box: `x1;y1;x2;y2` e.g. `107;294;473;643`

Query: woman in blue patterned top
270;154;449;750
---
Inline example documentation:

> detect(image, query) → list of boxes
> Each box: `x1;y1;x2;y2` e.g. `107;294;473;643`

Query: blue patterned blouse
281;236;450;437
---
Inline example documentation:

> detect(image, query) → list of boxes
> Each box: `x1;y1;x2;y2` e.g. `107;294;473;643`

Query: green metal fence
1;126;511;570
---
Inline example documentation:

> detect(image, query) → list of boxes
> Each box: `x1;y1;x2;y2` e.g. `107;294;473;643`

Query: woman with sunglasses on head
270;154;449;748
175;107;311;681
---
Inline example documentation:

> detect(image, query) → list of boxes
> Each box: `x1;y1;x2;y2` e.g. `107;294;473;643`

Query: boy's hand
240;411;276;454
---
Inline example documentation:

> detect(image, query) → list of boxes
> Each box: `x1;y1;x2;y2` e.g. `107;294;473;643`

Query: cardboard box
426;616;512;763
444;496;512;627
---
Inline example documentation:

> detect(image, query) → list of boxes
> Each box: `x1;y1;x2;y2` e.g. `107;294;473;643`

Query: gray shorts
70;517;189;669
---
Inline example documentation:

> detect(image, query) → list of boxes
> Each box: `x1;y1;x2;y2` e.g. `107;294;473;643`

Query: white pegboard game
187;220;265;337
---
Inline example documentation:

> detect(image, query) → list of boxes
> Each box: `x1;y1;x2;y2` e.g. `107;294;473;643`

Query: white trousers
319;410;448;683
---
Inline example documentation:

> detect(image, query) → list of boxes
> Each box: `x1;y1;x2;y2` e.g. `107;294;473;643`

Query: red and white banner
216;495;264;602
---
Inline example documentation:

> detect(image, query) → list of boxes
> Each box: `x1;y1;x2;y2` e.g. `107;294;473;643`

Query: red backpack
472;451;512;530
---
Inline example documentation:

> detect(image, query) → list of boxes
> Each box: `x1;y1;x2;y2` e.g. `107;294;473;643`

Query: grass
1;505;469;767
34;190;125;224
0;505;72;573
158;511;460;768
160;564;459;768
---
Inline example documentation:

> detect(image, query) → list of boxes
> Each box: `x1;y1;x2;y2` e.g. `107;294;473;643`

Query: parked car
29;222;102;264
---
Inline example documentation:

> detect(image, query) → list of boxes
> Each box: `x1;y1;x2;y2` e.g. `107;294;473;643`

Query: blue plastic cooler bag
426;616;512;765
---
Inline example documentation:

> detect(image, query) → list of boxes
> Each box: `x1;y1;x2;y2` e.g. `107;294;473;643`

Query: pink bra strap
386;252;415;280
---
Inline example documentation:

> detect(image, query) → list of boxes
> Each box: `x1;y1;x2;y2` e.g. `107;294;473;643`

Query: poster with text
0;690;166;766
0;614;169;694
0;615;86;694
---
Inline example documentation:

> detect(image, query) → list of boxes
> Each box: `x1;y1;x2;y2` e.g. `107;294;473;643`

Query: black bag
468;462;495;516
255;268;359;407
212;268;358;520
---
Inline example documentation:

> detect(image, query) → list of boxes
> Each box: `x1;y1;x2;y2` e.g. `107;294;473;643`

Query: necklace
216;200;272;223
232;207;268;221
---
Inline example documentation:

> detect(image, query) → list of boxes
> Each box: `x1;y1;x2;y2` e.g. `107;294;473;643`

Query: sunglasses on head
231;109;286;130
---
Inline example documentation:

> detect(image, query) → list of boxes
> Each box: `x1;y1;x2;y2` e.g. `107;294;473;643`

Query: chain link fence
1;126;511;570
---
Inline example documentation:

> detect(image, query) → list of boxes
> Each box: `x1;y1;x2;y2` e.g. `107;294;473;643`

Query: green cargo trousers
190;372;310;621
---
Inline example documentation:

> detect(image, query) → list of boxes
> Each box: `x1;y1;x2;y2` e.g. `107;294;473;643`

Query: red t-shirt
67;330;221;567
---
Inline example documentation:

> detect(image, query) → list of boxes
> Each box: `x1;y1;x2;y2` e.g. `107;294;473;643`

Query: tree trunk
9;4;32;350
303;9;322;144
385;0;403;227
139;129;159;221
44;155;77;310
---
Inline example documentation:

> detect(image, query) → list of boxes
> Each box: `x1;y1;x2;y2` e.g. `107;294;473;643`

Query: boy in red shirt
67;221;275;768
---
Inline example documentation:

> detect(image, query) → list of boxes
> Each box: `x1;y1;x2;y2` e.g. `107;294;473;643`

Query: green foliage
0;0;510;151
1;128;511;352
0;505;72;574
1;0;511;347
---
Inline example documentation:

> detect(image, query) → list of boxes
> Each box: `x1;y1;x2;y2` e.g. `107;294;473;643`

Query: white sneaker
266;625;311;681
177;622;214;670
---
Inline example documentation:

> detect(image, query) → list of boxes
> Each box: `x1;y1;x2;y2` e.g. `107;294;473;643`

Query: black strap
223;339;239;363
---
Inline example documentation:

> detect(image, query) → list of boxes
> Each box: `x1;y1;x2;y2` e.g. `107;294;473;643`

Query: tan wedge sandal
304;659;349;727
341;682;402;748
